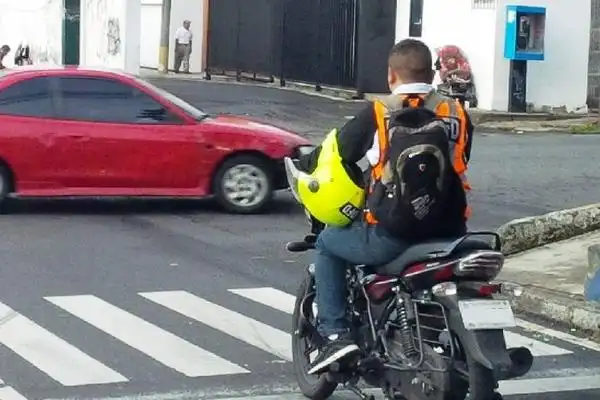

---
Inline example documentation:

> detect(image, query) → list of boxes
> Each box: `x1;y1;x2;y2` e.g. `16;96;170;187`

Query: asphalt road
146;78;600;229
0;78;598;400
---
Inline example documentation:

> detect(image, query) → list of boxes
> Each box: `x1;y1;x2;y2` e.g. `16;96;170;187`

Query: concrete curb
506;284;600;335
497;203;600;255
497;204;600;336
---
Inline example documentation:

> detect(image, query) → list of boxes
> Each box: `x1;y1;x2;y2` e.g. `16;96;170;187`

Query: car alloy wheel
213;154;274;214
222;163;269;208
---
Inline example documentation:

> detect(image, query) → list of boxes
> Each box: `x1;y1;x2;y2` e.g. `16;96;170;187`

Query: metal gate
205;0;360;89
281;0;358;88
206;0;281;79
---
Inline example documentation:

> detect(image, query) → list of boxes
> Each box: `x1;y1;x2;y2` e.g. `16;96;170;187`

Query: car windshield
134;77;208;121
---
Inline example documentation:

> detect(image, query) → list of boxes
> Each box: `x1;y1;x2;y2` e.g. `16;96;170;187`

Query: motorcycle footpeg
356;355;384;373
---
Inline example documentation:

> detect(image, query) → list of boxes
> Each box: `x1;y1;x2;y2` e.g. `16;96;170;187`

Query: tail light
454;250;505;280
455;282;524;298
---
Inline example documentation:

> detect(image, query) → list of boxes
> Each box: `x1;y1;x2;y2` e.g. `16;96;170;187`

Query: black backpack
369;95;463;240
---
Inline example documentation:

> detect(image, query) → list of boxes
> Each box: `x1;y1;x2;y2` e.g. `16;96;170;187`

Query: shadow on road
1;196;303;216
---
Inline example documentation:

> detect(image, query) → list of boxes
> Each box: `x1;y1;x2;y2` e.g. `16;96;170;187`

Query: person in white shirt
174;20;192;73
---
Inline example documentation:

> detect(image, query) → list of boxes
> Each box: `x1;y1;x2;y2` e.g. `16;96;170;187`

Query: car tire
0;164;12;214
213;154;274;214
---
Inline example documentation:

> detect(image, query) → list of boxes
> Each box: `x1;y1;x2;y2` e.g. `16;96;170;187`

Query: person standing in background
14;42;32;66
0;45;11;70
174;20;192;74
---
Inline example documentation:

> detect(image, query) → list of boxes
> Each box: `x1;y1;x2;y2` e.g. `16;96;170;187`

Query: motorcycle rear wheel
292;274;338;399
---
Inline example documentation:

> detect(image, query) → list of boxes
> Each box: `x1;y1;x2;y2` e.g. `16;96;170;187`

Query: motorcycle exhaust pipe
505;347;534;379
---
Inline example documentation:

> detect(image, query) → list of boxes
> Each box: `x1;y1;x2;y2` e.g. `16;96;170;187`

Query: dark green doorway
63;0;80;65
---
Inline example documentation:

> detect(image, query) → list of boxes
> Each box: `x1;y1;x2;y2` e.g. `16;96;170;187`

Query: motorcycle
434;45;478;108
283;157;533;400
436;74;478;109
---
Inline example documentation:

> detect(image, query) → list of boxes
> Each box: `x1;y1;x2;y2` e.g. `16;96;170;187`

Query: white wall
396;0;590;112
80;0;141;74
0;0;63;67
140;0;206;73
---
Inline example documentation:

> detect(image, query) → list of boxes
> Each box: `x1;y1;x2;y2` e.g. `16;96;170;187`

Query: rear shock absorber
396;295;417;357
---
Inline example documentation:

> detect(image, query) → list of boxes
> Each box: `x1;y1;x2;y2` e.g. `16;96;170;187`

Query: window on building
0;77;56;118
472;0;496;9
55;76;182;124
409;0;424;37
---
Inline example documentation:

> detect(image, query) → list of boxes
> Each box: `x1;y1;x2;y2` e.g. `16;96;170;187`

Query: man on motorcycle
297;38;474;376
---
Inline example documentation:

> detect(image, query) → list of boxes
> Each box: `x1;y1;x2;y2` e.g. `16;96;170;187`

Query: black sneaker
307;333;360;375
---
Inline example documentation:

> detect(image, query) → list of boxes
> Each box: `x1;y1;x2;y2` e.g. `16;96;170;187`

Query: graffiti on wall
84;0;122;65
106;17;121;56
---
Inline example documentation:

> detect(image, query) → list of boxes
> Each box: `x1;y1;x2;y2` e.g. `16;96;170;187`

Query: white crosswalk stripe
0;286;593;398
0;301;127;386
140;290;292;361
45;294;249;377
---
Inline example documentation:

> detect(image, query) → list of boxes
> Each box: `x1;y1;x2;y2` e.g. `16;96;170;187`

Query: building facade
398;0;591;112
0;0;597;112
588;0;600;107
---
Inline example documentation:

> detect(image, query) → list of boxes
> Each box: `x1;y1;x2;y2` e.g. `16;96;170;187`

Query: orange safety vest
365;93;472;224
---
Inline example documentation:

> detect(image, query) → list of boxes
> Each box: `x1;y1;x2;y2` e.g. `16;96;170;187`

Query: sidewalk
499;230;600;335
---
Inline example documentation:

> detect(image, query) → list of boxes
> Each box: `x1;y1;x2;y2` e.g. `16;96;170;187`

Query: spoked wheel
292;274;338;399
394;344;471;400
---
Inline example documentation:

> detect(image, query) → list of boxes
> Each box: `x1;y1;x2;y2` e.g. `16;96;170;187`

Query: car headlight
295;145;316;157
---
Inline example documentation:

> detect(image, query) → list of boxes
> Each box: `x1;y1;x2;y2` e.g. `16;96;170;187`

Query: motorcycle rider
296;38;474;375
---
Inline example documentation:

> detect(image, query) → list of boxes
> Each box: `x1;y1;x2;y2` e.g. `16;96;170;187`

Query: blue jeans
314;220;408;336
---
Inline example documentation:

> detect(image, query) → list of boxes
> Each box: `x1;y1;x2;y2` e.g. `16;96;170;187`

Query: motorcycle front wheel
291;274;338;399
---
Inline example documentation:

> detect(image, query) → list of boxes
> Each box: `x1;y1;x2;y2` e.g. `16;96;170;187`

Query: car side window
55;76;183;124
0;77;55;118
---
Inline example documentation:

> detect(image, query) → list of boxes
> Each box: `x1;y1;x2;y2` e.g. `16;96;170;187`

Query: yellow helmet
284;129;366;227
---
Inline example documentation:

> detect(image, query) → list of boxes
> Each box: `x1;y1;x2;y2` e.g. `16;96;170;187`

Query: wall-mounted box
504;5;546;61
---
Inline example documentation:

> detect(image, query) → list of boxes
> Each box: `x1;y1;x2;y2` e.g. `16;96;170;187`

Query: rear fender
435;296;513;379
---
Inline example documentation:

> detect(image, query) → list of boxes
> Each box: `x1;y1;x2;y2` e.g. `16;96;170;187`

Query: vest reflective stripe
372;100;389;181
364;93;472;224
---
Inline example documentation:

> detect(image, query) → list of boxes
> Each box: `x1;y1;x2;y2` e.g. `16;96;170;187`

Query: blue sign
504;5;546;61
584;267;600;301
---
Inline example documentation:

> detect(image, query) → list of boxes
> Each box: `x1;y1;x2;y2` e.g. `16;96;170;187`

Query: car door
0;75;64;191
52;75;203;192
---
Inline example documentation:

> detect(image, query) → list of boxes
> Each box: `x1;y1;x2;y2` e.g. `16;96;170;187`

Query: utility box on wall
504;5;546;61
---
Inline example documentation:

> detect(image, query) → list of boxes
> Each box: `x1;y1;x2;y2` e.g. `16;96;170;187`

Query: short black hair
388;39;433;82
0;45;10;52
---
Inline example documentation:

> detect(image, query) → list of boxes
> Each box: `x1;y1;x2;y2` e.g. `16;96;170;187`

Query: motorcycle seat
374;237;495;276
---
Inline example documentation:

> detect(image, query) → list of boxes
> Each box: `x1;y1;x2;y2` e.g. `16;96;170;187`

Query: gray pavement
0;79;599;399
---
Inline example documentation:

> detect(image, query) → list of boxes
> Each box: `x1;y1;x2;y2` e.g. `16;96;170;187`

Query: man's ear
425;68;435;84
387;67;398;87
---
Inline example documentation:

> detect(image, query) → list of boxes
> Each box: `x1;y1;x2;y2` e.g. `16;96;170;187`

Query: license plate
458;299;517;330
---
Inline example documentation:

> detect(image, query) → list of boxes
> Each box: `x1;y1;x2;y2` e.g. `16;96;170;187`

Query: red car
0;66;314;213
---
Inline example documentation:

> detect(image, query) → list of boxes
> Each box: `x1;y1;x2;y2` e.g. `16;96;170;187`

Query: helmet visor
284;157;302;203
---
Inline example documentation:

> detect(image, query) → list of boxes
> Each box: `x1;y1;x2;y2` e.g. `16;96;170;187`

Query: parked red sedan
0;66;314;213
